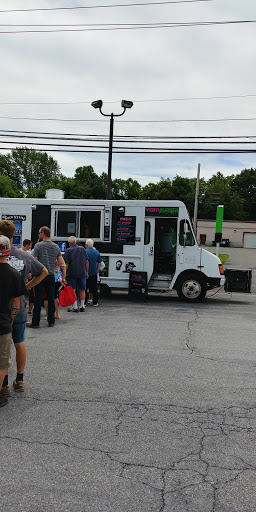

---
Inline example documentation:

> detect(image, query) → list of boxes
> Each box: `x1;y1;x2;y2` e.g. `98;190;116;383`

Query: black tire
176;273;207;303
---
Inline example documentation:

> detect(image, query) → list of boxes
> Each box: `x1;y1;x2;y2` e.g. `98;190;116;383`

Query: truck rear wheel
176;273;207;303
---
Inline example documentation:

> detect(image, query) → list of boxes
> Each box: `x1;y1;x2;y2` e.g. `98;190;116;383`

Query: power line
0;146;255;154
0;135;255;145
0;1;214;14
0;115;256;123
0;20;254;34
0;129;255;140
1;93;256;105
132;94;256;103
0;129;255;152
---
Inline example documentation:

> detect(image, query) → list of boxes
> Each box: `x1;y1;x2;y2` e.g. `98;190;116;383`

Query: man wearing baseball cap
0;236;25;408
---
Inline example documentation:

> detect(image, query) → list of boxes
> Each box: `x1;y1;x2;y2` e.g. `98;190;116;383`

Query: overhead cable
0;1;214;14
0;129;255;140
0;147;255;154
0;20;255;34
0;136;255;145
0;115;256;123
1;93;256;105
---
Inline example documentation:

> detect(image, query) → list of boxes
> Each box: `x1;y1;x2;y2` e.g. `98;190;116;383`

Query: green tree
141;178;173;200
25;174;67;198
112;178;142;199
0;173;22;197
231;168;256;220
141;176;196;214
0;147;60;190
65;166;106;199
198;172;245;220
171;176;196;215
0;153;23;188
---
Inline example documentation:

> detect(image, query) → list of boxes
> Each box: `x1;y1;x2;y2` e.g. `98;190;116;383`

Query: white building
197;220;256;248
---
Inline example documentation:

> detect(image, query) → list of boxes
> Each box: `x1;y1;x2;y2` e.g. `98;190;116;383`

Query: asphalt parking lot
1;284;256;512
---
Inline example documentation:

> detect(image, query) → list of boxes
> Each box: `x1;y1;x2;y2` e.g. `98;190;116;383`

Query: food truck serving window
56;211;76;237
80;211;100;239
55;209;101;239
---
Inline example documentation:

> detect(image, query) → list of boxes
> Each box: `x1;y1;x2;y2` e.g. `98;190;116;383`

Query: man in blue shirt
64;236;89;312
85;238;102;307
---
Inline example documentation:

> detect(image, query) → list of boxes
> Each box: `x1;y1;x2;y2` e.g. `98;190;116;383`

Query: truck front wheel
176;274;207;303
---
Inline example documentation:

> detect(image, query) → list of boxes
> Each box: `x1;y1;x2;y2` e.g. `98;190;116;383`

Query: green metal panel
216;205;224;233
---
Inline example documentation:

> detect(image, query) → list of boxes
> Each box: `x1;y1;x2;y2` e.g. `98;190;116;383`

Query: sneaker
86;300;93;306
80;307;86;312
13;379;25;393
67;307;73;312
48;323;55;327
93;303;99;307
0;385;10;397
27;324;40;328
0;396;8;408
72;308;79;313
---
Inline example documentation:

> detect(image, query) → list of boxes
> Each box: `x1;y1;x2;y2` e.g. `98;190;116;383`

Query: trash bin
221;238;230;247
213;239;230;247
224;269;252;293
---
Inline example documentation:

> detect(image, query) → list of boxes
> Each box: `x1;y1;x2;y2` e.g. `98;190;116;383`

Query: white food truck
0;194;225;302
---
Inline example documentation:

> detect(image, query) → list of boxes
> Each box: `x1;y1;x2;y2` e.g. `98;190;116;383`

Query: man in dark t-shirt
0;235;25;408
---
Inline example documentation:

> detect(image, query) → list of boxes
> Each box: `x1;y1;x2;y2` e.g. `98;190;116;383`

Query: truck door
143;218;155;280
177;219;201;272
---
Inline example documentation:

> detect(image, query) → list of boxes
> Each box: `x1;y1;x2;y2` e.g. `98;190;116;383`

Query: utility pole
107;113;114;200
193;163;200;237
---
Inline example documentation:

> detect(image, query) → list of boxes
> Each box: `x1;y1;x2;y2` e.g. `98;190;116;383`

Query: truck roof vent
45;189;64;199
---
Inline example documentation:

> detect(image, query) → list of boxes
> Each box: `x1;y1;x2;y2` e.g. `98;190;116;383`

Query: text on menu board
129;271;148;299
116;216;136;245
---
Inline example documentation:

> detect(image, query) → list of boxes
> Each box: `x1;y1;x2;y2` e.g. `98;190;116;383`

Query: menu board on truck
116;216;136;245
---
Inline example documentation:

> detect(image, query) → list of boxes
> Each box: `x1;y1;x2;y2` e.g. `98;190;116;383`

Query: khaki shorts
0;332;12;370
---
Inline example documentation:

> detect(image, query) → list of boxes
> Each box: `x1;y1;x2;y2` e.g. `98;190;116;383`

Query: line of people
0;221;102;408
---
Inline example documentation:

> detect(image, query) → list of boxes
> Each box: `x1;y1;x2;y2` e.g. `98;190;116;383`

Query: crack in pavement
1;402;255;512
184;309;256;368
185;309;199;355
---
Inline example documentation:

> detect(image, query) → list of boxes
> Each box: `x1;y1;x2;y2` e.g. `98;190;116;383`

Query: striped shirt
33;240;61;275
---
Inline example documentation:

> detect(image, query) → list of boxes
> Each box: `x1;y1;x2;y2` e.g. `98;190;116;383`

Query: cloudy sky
0;0;255;186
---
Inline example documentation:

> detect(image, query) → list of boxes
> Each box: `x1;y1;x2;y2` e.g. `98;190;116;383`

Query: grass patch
213;253;229;264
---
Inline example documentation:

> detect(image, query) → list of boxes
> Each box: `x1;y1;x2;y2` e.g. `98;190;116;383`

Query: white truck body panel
0;197;225;300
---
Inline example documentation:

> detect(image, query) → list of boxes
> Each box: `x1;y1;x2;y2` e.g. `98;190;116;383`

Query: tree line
0;147;256;221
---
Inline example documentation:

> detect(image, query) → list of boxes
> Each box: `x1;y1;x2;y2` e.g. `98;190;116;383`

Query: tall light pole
91;99;133;199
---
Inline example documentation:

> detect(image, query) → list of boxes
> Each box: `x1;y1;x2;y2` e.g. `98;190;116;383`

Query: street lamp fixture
91;100;103;109
91;99;133;199
121;100;133;109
